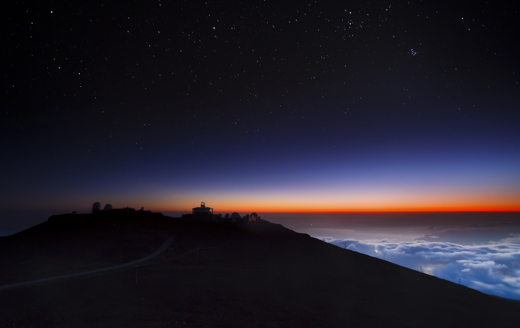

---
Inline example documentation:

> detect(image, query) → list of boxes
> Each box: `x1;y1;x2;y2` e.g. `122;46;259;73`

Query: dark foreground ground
0;210;518;327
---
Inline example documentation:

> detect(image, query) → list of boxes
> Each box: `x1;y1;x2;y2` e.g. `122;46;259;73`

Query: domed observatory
104;204;113;211
92;202;102;213
250;212;259;221
230;212;241;219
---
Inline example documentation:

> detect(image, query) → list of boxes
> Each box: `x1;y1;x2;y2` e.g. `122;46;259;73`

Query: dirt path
0;236;174;291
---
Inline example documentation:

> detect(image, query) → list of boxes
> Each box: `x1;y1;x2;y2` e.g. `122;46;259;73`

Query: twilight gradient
2;1;519;214
3;135;519;214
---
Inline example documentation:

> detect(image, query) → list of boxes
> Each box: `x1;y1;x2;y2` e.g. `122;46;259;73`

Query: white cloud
319;237;520;300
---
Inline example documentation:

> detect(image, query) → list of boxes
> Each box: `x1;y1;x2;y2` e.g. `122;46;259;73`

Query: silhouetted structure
180;203;260;223
92;202;101;213
249;212;261;221
104;204;113;211
182;202;220;221
193;202;213;215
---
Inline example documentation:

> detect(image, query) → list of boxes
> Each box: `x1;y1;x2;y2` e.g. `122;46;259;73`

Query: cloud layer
322;235;520;300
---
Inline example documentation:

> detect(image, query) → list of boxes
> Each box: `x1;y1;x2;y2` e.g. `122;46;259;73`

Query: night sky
2;0;519;214
2;0;520;300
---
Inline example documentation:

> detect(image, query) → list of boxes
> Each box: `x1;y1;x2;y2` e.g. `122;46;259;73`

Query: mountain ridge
0;210;518;327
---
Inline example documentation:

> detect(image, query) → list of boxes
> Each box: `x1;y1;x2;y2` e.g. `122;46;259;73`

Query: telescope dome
92;202;101;213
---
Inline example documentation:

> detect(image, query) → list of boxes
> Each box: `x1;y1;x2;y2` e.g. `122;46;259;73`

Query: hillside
0;210;518;327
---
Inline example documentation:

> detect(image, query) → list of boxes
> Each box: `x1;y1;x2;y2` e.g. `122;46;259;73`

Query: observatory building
182;202;220;221
193;202;213;215
181;203;261;223
92;202;102;213
250;212;261;221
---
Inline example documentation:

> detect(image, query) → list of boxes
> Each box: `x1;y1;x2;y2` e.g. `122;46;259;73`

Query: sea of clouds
321;235;520;300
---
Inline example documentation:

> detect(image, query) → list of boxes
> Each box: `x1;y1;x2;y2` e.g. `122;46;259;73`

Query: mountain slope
0;210;518;327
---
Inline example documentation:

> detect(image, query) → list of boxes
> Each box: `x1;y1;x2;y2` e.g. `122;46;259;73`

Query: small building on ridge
182;202;220;221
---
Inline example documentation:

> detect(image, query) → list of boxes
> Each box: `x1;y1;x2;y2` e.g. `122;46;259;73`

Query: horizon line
160;209;520;214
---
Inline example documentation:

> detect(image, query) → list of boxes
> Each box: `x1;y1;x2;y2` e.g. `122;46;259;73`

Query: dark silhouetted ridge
0;210;518;327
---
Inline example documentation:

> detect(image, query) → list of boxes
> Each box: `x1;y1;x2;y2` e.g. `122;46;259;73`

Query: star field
1;0;519;213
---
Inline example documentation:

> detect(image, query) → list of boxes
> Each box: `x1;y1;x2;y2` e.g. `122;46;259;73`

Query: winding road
0;236;174;291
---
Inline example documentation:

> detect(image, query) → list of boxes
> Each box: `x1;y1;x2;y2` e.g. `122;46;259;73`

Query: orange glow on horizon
145;187;520;214
51;187;518;214
153;198;520;213
157;205;520;214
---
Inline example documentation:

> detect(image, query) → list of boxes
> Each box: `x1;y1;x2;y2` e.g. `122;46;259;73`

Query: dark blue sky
1;0;519;213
